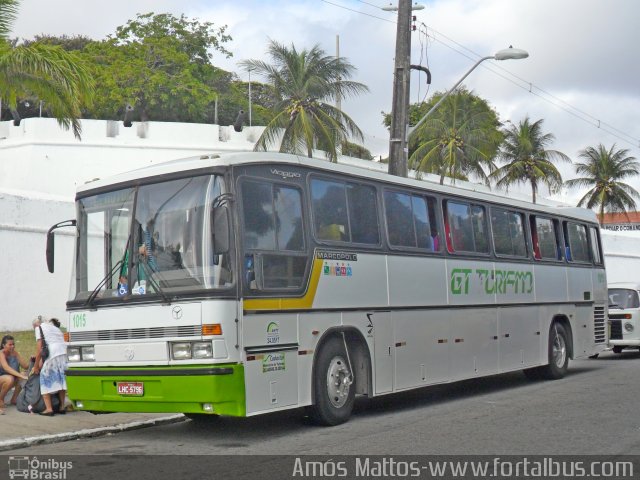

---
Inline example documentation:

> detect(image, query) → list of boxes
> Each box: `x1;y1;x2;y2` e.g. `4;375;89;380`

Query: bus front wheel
310;336;355;426
539;323;569;380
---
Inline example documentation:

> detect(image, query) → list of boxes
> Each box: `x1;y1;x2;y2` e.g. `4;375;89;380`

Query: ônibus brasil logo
8;456;73;479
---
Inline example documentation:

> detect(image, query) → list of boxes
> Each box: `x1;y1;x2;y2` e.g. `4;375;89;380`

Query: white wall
601;230;640;284
0;190;74;331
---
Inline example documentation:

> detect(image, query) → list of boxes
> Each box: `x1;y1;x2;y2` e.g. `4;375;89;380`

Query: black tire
310;336;355;426
539;323;569;380
612;346;624;354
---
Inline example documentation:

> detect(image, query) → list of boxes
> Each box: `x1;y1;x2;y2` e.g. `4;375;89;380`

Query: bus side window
529;216;541;260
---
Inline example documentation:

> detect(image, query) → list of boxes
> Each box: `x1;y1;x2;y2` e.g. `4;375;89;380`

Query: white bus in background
46;152;608;425
607;282;640;353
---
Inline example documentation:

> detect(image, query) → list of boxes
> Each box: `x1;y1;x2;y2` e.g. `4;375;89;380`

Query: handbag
16;372;60;413
39;325;50;360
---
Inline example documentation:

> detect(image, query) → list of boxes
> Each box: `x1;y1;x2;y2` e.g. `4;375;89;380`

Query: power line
321;0;640;149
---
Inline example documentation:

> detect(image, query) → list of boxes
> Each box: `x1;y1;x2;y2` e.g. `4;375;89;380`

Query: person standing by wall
33;317;67;416
0;335;29;413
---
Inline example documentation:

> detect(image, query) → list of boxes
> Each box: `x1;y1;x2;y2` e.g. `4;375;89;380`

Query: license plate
117;382;144;396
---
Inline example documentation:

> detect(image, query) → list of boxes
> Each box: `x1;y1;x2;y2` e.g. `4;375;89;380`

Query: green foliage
565;144;640;221
406;88;502;185
240;40;368;162
73;13;233;123
341;140;373;160
491;117;570;204
25;34;93;51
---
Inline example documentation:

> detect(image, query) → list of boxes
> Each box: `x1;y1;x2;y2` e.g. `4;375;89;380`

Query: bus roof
76;151;598;224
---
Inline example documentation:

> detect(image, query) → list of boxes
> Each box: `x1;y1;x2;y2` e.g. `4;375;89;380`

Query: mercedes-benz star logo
172;306;183;320
123;346;135;360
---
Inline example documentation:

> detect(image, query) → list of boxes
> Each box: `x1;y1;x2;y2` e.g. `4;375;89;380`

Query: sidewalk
0;397;185;451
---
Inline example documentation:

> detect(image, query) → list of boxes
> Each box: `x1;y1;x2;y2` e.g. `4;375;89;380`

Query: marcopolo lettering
316;251;358;261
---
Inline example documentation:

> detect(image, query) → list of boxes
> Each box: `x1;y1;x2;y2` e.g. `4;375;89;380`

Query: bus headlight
171;343;192;360
624;322;634;332
81;346;95;361
170;341;213;360
193;342;213;359
67;345;95;362
67;347;81;362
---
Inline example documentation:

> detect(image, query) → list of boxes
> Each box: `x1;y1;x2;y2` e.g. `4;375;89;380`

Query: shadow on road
175;358;614;444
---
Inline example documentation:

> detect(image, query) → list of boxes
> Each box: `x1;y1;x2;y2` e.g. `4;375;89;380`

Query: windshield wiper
85;259;124;308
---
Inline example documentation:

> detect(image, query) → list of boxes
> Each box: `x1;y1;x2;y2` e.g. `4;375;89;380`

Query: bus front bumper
65;364;246;416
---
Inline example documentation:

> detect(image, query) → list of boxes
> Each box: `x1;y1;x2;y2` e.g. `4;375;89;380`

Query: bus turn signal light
202;324;222;335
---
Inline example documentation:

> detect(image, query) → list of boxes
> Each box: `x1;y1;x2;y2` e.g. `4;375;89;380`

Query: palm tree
491;117;570;203
409;89;502;185
240;40;368;162
0;0;94;138
565;144;640;223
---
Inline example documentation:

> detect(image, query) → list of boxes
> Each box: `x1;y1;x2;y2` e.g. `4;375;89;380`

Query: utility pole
336;35;341;113
387;0;412;177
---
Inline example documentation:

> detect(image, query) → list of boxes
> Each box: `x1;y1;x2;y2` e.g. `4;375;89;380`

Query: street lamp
408;47;529;137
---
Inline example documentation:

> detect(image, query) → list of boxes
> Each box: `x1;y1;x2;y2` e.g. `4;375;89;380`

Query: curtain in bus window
311;178;349;241
491;208;526;256
589;227;602;264
471;206;489;253
566;222;590;262
446;201;488;253
412;196;434;250
535;217;560;260
384;191;416;247
347;183;380;244
447;202;475;252
241;182;276;250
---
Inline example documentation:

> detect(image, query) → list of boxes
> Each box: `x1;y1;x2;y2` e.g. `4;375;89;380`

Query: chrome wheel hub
326;355;352;408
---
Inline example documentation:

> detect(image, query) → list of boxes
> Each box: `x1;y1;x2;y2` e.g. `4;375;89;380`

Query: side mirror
212;206;230;254
46;219;77;274
46;230;55;273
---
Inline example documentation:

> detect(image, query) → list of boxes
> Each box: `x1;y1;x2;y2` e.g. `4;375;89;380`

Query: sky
11;0;640;203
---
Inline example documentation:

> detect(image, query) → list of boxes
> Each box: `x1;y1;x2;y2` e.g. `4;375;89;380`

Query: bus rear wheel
310;336;355;426
539;323;569;380
612;346;624;354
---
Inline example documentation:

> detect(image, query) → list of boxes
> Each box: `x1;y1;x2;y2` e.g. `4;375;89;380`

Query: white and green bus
47;152;608;425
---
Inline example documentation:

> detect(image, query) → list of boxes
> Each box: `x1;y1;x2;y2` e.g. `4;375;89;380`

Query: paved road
5;350;640;456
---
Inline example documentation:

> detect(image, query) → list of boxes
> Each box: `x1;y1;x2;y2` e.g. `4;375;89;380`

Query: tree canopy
491;117;570;204
383;88;502;184
79;13;233;123
565;144;640;222
240;39;369;162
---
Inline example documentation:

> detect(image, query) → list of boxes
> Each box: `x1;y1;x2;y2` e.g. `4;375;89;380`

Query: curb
0;414;186;452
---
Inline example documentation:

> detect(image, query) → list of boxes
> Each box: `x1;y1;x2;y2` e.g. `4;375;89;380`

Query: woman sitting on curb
0;335;29;414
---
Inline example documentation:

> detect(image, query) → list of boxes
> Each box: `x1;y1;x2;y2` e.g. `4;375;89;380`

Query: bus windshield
72;174;233;302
